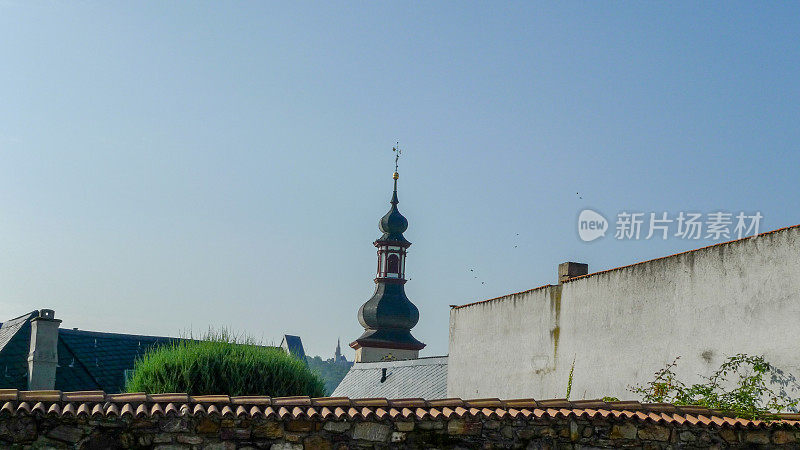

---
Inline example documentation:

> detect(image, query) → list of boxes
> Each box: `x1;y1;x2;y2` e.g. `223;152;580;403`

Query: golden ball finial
393;172;399;180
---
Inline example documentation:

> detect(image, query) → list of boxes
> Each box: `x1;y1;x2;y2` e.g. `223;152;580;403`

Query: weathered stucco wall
448;226;800;400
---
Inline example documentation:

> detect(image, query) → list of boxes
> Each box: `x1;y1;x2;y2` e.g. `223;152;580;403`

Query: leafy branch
629;354;798;420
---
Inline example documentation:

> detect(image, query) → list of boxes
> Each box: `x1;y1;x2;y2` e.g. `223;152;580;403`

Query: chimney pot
559;262;588;283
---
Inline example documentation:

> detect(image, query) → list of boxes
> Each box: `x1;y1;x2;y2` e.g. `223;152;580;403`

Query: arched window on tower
387;254;400;274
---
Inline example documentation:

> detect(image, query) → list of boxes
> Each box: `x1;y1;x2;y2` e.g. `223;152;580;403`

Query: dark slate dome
377;173;410;244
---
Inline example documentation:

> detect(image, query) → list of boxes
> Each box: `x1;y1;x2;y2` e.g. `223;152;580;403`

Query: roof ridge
0;311;38;327
58;328;180;341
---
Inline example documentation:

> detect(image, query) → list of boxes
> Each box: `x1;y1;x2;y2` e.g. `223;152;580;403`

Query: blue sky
1;2;798;358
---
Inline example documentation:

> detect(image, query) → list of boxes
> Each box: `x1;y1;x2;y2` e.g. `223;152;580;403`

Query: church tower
350;152;425;362
334;338;344;363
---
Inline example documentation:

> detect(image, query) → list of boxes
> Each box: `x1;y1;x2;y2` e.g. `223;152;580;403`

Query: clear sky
1;2;798;358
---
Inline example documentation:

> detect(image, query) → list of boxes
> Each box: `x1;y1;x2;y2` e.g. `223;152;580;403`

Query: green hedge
125;331;325;397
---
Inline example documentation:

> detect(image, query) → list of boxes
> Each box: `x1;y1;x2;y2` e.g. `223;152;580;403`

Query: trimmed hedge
125;331;325;397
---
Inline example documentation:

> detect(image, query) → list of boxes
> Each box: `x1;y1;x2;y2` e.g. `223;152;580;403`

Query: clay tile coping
230;396;272;405
4;389;800;428
676;405;713;415
191;395;231;404
536;399;572;409
61;391;106;402
387;398;428;408
427;398;465;408
149;393;190;403
271;396;311;406
19;390;62;402
465;398;504;408
0;389;19;401
351;398;389;407
107;393;147;403
503;399;538;409
311;397;351;407
641;403;678;413
570;400;609;409
607;401;642;410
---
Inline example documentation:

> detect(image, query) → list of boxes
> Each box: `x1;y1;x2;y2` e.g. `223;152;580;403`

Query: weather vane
392;142;401;173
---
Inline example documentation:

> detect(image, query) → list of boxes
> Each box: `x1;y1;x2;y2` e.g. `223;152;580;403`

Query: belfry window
387;254;400;274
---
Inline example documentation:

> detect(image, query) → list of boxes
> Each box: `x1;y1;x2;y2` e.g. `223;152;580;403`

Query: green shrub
125;329;326;397
629;354;798;419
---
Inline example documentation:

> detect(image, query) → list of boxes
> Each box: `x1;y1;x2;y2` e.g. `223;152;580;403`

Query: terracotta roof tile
465;398;503;408
0;390;797;428
312;397;350;407
351;398;389;407
19;390;62;402
107;392;146;403
149;393;189;403
192;395;230;404
0;389;18;401
61;391;104;402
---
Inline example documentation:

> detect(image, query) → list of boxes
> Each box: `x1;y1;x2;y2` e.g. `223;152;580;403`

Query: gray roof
331;356;447;399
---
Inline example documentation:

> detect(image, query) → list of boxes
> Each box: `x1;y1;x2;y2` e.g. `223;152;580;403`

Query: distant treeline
306;356;352;395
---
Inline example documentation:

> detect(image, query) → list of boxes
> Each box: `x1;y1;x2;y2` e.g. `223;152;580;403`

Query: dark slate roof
0;312;38;390
280;335;306;361
331;356;447;399
55;329;176;393
0;311;177;393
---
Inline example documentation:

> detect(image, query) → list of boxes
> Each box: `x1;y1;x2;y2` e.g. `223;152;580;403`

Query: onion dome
377;172;410;245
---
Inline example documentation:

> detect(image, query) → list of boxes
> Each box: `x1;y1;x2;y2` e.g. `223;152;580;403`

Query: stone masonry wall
1;414;799;449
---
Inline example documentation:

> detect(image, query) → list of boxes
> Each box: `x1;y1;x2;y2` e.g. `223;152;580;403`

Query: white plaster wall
448;227;800;400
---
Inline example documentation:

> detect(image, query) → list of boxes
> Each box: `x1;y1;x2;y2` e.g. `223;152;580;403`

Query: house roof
0;311;176;393
280;335;306;361
0;312;40;390
452;223;800;310
0;389;798;428
56;328;177;392
332;356;447;399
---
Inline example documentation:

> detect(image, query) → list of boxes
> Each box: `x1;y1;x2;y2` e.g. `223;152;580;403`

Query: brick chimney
558;262;588;283
27;309;61;390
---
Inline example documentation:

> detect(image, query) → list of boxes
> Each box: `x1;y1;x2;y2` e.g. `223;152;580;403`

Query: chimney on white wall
27;309;61;390
558;262;588;283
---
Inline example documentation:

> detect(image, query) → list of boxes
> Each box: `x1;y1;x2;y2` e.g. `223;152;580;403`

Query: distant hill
306;355;352;395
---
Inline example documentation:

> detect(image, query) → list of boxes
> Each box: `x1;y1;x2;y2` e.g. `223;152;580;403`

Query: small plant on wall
629;354;798;419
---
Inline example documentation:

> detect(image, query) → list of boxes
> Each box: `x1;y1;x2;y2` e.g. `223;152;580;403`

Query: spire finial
390;143;401;204
392;142;401;178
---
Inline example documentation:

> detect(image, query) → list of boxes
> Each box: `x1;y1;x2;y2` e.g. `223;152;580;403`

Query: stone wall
2;413;799;449
448;225;800;400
